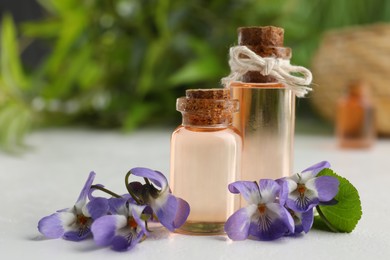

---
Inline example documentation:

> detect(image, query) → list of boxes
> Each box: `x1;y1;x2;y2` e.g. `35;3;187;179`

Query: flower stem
144;178;151;186
316;205;339;233
125;170;143;205
90;185;122;198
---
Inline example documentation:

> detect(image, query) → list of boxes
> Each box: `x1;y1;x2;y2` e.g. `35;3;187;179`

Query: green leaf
137;38;169;96
122;102;157;131
314;168;362;233
43;46;95;97
43;10;87;76
1;14;29;92
168;56;224;86
22;20;62;38
312;215;333;232
168;37;225;86
0;102;32;151
37;0;80;15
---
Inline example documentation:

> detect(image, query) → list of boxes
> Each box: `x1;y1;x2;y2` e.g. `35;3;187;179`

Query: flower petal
173;198;190;229
109;206;146;252
108;197;131;215
91;215;127;246
300;209;314;233
288;208;313;234
225;204;257;240
111;230;143;251
38;211;74;239
295;171;315;183
152;194;184;231
75;171;96;210
309;176;339;202
258;179;280;204
249;203;294;241
302;161;331;176
111;235;129;251
130;204;150;235
228;181;261;205
289;210;302;234
286;189;319;212
130;167;167;189
276;178;287;205
84;197;109;219
63;229;91;241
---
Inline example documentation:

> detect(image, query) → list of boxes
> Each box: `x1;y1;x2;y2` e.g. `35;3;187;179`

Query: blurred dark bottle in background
336;81;375;148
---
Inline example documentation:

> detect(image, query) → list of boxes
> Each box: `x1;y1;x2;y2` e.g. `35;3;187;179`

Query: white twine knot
221;46;313;97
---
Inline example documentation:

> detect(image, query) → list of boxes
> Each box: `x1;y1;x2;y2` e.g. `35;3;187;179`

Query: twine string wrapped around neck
221;46;313;98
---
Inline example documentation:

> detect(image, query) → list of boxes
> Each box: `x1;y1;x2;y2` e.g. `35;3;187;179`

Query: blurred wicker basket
311;23;390;135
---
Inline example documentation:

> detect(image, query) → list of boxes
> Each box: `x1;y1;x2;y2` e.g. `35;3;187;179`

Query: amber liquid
231;82;295;184
170;126;241;235
337;96;374;148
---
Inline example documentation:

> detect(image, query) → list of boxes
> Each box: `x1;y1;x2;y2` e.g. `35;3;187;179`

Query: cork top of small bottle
177;89;238;127
185;89;231;100
238;26;291;83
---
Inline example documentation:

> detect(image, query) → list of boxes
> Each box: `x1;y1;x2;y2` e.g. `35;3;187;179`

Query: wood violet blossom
36;162;359;250
91;198;150;251
224;179;294;241
38;172;109;241
276;161;339;235
278;161;339;213
127;167;190;232
37;167;190;251
286;208;314;234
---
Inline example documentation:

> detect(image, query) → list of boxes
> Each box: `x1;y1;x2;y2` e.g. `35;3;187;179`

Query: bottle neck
240;50;291;83
238;26;291;84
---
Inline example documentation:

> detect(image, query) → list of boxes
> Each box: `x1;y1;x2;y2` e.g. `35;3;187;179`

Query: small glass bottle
336;81;375;148
170;89;241;235
229;26;295;183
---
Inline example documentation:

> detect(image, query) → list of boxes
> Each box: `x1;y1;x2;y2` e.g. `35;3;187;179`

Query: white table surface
1;128;389;260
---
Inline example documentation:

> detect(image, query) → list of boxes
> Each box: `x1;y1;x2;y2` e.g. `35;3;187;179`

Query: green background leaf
315;168;362;233
1;0;390;150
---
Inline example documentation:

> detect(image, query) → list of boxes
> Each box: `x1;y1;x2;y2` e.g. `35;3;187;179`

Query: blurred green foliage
0;0;389;150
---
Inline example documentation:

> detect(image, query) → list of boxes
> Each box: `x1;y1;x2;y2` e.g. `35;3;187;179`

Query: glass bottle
229;26;295;183
336;81;375;148
170;89;242;235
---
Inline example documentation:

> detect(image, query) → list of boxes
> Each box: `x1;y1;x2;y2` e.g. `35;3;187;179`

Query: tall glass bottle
170;89;241;235
230;26;295;183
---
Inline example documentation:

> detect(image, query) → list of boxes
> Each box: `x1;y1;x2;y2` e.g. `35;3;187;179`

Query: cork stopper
186;89;230;100
238;26;284;47
177;89;238;127
238;26;292;83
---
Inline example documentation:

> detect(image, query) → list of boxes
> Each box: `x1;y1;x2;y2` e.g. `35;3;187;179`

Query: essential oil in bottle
170;89;242;235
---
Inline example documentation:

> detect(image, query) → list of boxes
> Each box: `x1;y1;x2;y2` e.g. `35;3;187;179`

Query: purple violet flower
91;198;150;251
278;161;339;213
38;171;109;241
128;167;190;232
286;208;314;234
224;179;294;241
